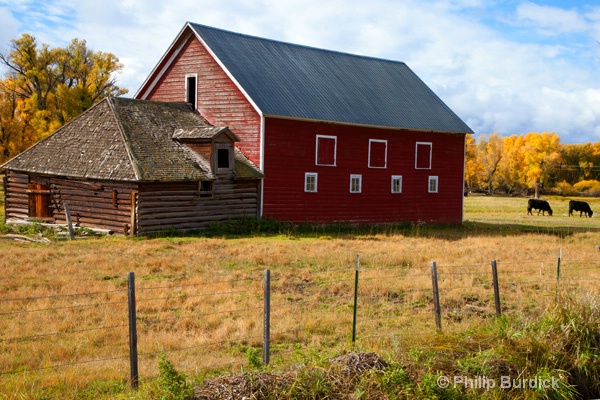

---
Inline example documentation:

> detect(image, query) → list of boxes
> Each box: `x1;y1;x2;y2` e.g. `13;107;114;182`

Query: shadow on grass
142;217;600;241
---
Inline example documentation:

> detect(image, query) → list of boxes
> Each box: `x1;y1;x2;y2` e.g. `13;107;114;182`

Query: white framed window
350;174;362;193
305;173;318;192
428;176;438;193
185;74;198;109
315;135;337;166
368;139;387;168
391;175;402;194
415;142;432;169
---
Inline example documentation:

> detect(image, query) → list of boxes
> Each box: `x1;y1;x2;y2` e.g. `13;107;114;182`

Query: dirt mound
194;352;387;399
329;352;388;375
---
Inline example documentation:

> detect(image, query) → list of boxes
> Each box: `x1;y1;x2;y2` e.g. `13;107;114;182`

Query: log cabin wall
5;171;260;235
137;179;260;234
4;171;30;222
4;171;138;233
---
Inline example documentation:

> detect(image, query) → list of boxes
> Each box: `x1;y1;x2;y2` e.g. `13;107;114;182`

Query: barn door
27;183;53;219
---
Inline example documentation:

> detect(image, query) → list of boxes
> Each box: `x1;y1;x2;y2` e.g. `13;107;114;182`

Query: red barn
137;22;473;225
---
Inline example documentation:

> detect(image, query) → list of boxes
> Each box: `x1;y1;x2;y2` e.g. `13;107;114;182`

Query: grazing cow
527;199;553;216
568;200;593;217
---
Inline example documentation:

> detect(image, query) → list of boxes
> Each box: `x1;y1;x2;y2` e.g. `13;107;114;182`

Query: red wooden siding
262;117;465;224
141;36;262;166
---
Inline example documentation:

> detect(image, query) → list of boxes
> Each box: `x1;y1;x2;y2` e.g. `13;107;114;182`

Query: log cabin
136;23;473;225
1;97;263;234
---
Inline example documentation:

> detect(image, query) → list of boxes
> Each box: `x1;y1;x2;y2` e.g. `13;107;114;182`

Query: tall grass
0;195;599;398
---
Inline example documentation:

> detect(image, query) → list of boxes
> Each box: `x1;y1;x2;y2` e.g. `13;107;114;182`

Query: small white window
428;176;438;193
391;175;402;193
305;173;318;192
350;174;362;193
369;139;387;168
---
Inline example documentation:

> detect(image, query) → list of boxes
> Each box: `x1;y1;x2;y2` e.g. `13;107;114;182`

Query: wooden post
263;269;271;365
556;247;562;300
63;203;75;240
127;272;139;389
352;254;359;343
491;260;501;317
2;174;6;224
430;261;442;331
130;191;137;236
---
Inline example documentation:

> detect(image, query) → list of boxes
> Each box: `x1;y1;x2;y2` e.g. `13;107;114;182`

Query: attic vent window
217;148;230;169
185;74;197;109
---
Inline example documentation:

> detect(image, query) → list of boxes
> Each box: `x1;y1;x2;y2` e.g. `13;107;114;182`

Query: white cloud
0;7;18;52
1;0;599;143
515;1;588;35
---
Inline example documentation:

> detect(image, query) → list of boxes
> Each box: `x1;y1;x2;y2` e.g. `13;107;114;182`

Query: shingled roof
139;23;472;134
1;97;262;181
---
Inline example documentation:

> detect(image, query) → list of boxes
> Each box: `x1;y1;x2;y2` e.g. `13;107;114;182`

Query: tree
464;134;479;192
497;134;526;195
0;34;128;162
475;132;504;194
520;132;562;198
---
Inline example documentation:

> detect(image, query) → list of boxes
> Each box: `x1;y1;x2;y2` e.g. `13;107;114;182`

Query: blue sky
0;0;599;143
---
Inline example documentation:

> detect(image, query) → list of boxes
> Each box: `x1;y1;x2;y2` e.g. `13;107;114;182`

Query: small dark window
217;148;230;169
186;75;197;109
199;180;213;197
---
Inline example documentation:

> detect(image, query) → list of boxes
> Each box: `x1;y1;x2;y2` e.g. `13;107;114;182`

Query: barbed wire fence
1;250;599;390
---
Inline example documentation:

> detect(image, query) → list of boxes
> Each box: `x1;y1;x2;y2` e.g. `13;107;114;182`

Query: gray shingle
1;97;263;181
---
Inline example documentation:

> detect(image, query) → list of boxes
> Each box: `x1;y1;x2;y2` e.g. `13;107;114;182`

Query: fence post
352;254;359;343
63;203;75;240
263;269;271;365
127;272;139;389
556;247;562;282
556;247;562;299
491;260;501;317
430;261;442;331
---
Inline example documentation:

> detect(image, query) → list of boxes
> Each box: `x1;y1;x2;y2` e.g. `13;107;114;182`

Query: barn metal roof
188;22;473;134
0;98;263;182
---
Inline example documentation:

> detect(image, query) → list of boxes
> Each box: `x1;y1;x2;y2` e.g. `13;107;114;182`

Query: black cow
568;200;593;217
527;199;553;216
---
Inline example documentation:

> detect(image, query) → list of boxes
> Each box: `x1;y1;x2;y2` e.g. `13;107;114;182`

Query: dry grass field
0;192;599;398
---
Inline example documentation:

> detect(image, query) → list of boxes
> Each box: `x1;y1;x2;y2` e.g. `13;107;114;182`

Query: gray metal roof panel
189;23;473;134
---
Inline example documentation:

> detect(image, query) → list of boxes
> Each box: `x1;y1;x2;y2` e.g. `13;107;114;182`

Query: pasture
1;194;600;399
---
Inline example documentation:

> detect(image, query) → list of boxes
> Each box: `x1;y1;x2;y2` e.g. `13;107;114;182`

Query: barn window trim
315;135;337;166
415;142;432;170
428;176;439;193
305;172;318;192
185;74;198;110
391;175;402;194
368;139;387;169
350;174;362;193
214;143;233;174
